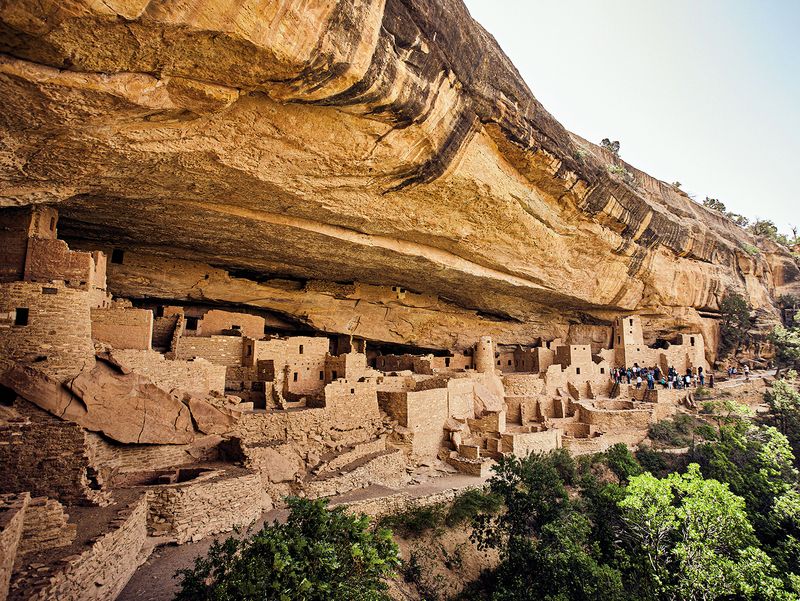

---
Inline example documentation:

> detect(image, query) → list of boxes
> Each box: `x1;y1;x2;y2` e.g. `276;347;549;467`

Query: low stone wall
305;449;408;498
0;493;28;601
501;429;561;456
16;497;76;557
335;486;472;518
86;432;221;482
576;404;652;431
110;349;227;395
9;495;148;601
144;468;269;544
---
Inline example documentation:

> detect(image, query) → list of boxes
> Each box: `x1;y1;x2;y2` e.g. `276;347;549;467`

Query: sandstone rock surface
2;359;195;444
0;0;797;351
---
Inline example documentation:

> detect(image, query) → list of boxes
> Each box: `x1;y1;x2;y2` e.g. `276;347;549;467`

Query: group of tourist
611;364;713;390
727;364;751;380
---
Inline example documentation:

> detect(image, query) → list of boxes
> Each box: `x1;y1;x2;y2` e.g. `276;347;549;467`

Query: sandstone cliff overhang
0;0;797;345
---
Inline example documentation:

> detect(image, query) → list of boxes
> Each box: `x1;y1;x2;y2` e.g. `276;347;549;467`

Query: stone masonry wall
91;307;153;350
0;493;28;601
174;335;244;367
0;412;109;506
85;432;221;482
0;282;94;381
8;495;148;601
110;349;226;395
16;497;76;557
145;468;268;544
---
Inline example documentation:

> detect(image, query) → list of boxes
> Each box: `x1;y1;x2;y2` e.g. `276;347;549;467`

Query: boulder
1;360;195;444
186;396;240;435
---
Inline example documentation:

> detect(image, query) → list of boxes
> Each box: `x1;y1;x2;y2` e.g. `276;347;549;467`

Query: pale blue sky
464;0;798;236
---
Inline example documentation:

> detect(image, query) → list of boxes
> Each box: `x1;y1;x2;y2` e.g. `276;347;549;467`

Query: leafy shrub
604;443;642;483
635;446;669;475
445;488;502;527
378;503;446;537
174;497;399;601
743;244;761;256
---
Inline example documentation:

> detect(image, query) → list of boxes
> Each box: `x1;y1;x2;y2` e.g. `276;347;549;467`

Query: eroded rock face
1;359;208;444
0;0;797;351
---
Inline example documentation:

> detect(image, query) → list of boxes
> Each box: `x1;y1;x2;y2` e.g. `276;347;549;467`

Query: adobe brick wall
8;495;148;601
174;335;243;367
110;349;226;395
91;306;153;350
0;282;95;381
0;493;28;601
144;468;269;544
0;411;109;506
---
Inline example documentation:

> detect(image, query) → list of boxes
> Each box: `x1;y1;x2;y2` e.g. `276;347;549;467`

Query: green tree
767;371;800;441
771;323;800;373
474;452;627;601
702;197;727;213
619;464;794;601
750;219;780;239
605;443;643;483
174;497;400;601
719;291;752;356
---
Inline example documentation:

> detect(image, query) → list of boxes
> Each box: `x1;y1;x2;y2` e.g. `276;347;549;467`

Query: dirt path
117;472;487;601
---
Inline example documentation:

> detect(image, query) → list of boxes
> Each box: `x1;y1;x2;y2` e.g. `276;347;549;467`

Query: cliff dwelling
0;1;799;600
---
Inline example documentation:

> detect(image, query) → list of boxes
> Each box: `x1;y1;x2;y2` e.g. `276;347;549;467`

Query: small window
185;316;198;331
49;217;56;230
600;368;605;374
445;358;451;367
111;249;124;264
637;348;640;352
497;360;501;366
350;388;355;394
507;360;512;366
319;371;324;380
155;306;164;317
690;337;695;346
629;319;634;326
617;336;621;344
293;372;298;382
231;325;241;331
14;308;29;326
332;370;338;380
299;344;304;355
41;287;57;295
576;367;581;375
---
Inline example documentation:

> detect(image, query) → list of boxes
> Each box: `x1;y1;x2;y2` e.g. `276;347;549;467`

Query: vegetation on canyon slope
176;373;800;601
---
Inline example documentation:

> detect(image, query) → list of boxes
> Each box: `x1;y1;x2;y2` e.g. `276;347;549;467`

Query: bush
604;443;642;483
378;503;446;537
445;489;502;527
174;497;399;601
